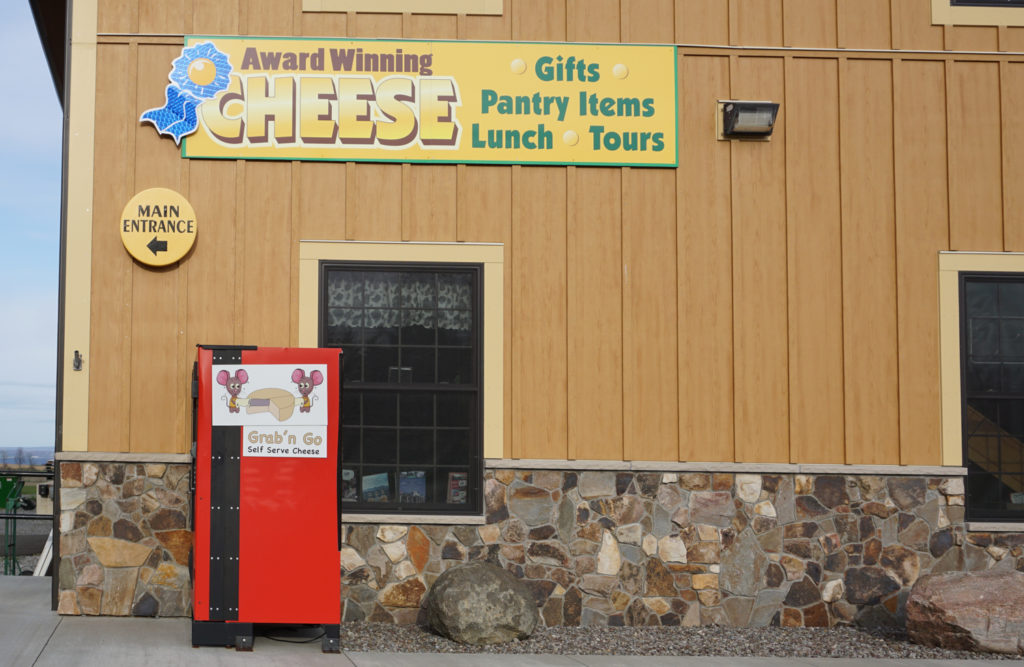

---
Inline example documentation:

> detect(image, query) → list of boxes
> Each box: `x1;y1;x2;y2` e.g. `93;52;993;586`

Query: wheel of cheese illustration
245;388;298;421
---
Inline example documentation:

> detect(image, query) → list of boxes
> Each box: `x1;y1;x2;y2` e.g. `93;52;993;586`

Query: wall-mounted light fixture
717;100;780;141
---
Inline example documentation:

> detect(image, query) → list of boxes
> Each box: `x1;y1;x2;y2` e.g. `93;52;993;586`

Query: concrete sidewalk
0;577;1016;666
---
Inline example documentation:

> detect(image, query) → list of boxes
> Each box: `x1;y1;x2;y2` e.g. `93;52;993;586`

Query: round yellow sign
120;187;197;267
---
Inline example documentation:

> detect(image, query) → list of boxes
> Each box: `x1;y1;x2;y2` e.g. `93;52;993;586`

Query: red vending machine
192;345;342;652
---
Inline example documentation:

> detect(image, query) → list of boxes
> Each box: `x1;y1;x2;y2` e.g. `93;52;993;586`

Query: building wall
75;0;1024;467
58;457;1024;626
55;0;1024;625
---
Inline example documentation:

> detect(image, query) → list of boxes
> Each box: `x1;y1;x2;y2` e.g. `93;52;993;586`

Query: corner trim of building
485;459;967;476
54;451;191;463
60;0;97;452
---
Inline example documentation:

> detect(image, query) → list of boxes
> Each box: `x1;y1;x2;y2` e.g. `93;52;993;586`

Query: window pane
1001;282;1024;317
341;427;361;462
327;271;363;307
970;318;999;359
437;393;472;427
401;273;435;308
438;273;472;308
438;429;470;463
365;273;399;307
400;393;434;427
438;309;472;346
343;349;364;382
966;469;1002;511
363;347;399;382
402;309;435;345
342;393;360;424
363;393;397;426
438;348;473;385
401;347;436;383
966;281;998;316
966;362;1001;394
966;400;999;435
1002;319;1024;359
399;428;434;465
362;432;397;465
1001;401;1024;440
363;428;397;464
327;308;363;345
364;308;399;346
966;434;1000;471
1002;363;1024;394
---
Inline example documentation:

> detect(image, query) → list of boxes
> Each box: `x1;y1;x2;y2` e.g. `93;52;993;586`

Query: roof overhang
29;0;67;108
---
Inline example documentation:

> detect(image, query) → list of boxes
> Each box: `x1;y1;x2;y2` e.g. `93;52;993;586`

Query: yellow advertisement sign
120;188;197;267
150;37;677;167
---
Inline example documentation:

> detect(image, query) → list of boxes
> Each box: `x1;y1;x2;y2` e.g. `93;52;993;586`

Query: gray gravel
337;623;1024;660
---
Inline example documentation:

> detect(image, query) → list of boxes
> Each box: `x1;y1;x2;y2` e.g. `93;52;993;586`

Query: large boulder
424;561;539;645
907;569;1024;654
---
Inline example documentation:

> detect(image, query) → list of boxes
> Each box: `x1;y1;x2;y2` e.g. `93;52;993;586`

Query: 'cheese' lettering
201;74;461;149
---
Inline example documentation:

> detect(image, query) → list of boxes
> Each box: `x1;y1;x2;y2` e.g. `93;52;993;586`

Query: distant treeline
0;447;55;466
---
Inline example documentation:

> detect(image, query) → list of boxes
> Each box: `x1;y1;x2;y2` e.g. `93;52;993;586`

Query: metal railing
1;466;54;576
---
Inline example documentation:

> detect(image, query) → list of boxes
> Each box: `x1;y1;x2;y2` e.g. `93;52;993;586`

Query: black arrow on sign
147;237;168;256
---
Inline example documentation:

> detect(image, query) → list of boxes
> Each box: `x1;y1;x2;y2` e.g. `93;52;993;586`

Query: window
960;273;1024;521
321;262;483;515
951;0;1024;6
932;0;1024;26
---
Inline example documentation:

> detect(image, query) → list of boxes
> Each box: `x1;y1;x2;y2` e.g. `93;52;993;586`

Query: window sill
342;512;485;524
303;0;502;14
966;521;1024;532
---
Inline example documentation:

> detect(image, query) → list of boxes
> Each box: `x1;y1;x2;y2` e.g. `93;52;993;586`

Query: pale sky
0;3;62;448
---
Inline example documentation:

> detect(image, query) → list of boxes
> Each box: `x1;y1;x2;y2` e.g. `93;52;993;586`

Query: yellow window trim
303;0;503;15
298;240;504;459
938;252;1024;466
932;0;1024;27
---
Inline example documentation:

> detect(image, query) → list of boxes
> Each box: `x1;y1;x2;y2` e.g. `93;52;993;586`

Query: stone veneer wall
341;469;1024;628
56;461;191;616
54;462;1024;626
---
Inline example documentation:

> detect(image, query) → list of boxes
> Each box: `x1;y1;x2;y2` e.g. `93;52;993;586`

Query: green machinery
1;475;28;575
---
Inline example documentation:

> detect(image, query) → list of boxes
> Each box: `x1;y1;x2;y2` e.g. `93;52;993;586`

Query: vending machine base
191;621;254;650
191;621;341;652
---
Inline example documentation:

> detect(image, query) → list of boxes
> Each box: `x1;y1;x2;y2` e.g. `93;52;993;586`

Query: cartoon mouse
291;368;323;413
216;369;248;413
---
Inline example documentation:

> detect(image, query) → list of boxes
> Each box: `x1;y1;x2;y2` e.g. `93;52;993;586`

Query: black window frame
959;271;1024;522
951;0;1024;6
319;260;484;516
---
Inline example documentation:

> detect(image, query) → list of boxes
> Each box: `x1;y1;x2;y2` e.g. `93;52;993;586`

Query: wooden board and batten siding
86;0;1024;466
